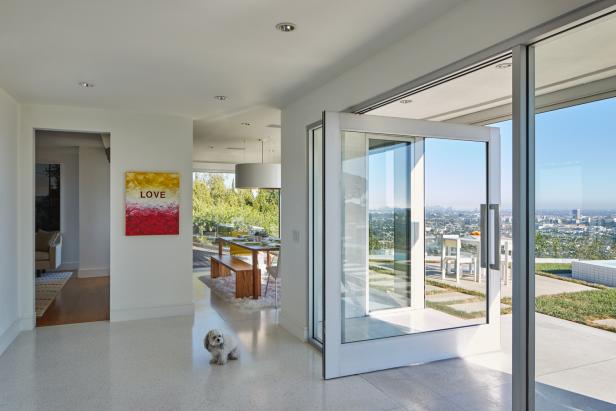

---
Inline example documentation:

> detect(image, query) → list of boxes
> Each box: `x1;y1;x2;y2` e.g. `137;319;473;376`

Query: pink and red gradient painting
125;172;180;236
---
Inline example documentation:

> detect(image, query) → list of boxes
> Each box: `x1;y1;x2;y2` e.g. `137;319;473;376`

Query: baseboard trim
279;314;308;341
78;267;110;278
0;319;21;357
60;261;79;270
110;303;194;322
19;315;35;331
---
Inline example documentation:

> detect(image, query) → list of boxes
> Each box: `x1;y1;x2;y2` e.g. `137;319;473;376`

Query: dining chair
265;253;281;308
229;230;252;261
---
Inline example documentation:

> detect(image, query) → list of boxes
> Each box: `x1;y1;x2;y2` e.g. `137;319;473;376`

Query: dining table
215;236;281;298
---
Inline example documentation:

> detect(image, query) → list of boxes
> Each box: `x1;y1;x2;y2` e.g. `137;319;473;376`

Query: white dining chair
265;253;281;308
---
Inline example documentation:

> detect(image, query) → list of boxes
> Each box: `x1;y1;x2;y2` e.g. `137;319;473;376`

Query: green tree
192;173;280;236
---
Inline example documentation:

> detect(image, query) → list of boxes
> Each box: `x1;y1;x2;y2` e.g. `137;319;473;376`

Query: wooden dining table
215;236;280;299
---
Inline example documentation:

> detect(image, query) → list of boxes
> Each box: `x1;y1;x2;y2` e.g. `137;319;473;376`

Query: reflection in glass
368;139;412;311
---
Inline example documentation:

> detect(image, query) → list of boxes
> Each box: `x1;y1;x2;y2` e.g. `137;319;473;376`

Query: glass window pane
534;12;616;409
341;131;490;344
312;127;324;343
192;171;280;270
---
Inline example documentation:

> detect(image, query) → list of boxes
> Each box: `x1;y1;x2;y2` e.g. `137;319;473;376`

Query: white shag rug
199;272;281;311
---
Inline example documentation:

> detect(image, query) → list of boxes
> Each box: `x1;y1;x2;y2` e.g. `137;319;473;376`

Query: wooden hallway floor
37;275;110;327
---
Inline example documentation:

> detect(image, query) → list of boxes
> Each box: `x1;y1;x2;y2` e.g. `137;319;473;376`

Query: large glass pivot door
322;112;501;379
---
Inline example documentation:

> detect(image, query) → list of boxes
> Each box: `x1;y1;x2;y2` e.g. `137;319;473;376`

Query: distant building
572;208;582;222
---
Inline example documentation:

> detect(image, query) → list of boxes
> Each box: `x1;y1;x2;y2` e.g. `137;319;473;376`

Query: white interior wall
79;146;110;277
18;105;193;327
35;145;80;268
280;0;593;340
0;87;20;355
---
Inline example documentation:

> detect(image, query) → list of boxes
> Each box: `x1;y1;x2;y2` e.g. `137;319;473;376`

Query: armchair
35;230;62;272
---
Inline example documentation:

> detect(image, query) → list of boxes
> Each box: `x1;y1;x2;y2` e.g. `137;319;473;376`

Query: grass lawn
370;263;616;331
536;288;616;332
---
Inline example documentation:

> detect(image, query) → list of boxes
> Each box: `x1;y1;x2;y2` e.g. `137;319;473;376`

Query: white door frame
323;111;501;379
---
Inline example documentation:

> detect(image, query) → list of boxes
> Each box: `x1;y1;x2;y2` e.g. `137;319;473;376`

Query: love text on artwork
140;190;167;199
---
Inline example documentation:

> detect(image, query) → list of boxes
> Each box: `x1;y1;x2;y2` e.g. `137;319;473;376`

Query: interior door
322;112;501;379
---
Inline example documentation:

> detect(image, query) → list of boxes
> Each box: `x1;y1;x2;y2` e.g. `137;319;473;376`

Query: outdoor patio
467;312;616;406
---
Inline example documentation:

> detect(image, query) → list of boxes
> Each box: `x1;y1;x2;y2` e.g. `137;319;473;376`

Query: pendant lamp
234;139;281;189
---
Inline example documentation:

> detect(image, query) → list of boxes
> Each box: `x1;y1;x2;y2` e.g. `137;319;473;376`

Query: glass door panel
533;12;616;409
324;112;501;378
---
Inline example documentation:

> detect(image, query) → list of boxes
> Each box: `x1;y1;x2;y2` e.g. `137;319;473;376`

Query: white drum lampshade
235;163;281;189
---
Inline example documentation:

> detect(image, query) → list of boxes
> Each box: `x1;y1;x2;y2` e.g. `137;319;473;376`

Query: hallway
36;275;110;327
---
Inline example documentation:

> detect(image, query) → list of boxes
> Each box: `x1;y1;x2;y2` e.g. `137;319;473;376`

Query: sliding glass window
533;12;616;409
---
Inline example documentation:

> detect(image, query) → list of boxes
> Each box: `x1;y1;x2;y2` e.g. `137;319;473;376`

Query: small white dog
204;329;239;365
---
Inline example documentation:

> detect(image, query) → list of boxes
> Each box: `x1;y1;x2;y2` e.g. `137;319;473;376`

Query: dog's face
205;329;224;351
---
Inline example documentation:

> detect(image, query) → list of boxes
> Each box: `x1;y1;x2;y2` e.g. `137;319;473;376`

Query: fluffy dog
204;329;239;365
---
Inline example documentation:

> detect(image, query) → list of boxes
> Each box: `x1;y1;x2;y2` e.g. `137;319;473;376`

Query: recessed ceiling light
399;99;413;104
78;81;94;88
214;95;227;101
495;62;512;69
241;122;251;126
226;147;245;151
276;22;296;32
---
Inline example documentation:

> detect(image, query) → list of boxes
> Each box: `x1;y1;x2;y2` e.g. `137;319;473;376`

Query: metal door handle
480;204;488;268
489;204;501;270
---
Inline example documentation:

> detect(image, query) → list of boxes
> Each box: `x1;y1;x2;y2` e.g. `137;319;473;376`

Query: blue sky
369;96;616;211
496;96;616;210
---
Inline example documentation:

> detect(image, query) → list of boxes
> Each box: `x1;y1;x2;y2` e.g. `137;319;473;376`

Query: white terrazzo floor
1;272;615;410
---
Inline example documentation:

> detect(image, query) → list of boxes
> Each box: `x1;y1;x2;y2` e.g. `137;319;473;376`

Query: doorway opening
34;130;110;326
191;170;281;306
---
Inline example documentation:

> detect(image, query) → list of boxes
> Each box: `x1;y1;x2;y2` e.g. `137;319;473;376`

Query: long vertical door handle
489;204;501;270
480;204;488;268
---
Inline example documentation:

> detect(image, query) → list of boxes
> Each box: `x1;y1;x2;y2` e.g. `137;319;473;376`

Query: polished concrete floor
1;272;614;410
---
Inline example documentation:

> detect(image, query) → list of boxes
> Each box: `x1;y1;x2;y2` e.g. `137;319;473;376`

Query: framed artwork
125;172;180;236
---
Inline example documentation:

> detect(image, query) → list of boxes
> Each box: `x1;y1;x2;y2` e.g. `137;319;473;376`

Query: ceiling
0;0;464;164
371;12;616;124
193;105;281;163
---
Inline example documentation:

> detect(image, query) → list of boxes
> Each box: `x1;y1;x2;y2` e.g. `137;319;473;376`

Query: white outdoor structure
572;260;616;287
